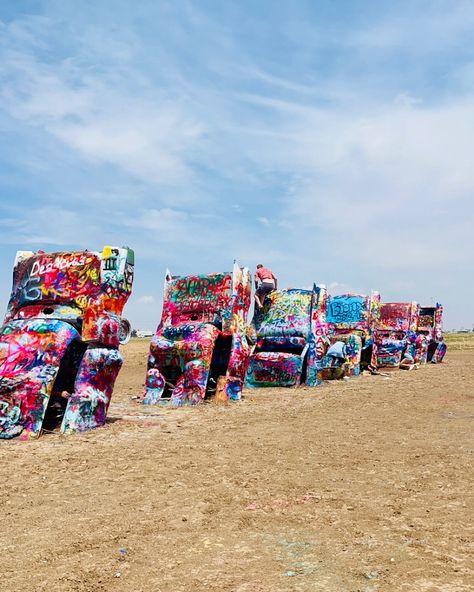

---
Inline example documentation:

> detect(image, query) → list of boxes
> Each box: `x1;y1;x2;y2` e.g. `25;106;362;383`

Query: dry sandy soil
1;341;473;592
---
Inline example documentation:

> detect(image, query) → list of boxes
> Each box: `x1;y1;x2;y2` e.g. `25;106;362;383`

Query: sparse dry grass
444;331;474;349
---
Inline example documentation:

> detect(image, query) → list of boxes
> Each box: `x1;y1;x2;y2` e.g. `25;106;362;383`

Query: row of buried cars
0;249;446;440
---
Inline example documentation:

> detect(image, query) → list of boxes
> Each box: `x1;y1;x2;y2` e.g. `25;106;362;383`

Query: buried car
245;285;326;388
417;303;447;363
374;301;423;369
143;261;251;406
317;291;381;379
0;247;134;439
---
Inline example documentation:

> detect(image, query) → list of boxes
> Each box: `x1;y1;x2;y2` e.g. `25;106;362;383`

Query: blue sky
0;0;473;330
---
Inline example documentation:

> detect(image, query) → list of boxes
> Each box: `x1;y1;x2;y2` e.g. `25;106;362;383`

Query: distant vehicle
136;330;153;338
144;262;251;406
0;247;134;439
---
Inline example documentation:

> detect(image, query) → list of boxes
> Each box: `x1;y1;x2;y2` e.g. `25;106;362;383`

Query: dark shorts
256;281;275;297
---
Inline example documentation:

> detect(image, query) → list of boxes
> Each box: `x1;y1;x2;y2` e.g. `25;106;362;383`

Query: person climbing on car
254;263;278;309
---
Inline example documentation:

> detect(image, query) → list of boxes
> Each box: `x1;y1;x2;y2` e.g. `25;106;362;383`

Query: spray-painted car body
417;304;447;363
317;291;381;379
0;247;134;439
375;301;420;368
245;286;325;388
144;262;251;406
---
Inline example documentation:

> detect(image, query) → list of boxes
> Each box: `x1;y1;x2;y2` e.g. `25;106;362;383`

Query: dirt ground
1;341;473;592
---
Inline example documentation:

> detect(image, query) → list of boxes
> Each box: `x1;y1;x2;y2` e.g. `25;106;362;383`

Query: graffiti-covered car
144;261;251;406
375;301;421;368
318;291;380;379
417;303;447;363
245;286;325;388
0;247;134;439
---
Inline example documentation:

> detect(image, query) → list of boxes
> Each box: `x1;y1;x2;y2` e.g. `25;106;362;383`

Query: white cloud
347;2;474;52
137;295;155;305
276;97;474;270
327;282;362;296
0;206;98;246
126;208;189;233
1;47;204;187
0;2;472;329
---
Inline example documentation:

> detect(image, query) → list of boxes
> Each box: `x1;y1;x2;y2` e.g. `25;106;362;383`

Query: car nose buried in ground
317;291;381;379
374;301;422;369
143;261;251;406
417;303;447;363
0;247;134;439
245;285;327;388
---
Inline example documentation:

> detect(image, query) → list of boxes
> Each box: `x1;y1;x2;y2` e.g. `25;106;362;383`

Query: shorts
257;281;275;298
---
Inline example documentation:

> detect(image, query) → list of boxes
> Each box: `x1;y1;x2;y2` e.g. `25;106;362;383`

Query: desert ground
1;338;473;592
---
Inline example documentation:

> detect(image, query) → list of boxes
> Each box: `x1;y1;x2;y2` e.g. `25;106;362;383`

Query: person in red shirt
254;263;278;308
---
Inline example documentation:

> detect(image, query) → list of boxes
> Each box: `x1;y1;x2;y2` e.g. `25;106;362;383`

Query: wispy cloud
137;295;155;305
1;52;204;186
0;1;472;328
0;206;99;246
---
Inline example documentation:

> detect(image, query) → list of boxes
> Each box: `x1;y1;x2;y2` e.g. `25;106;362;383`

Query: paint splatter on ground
0;341;472;591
